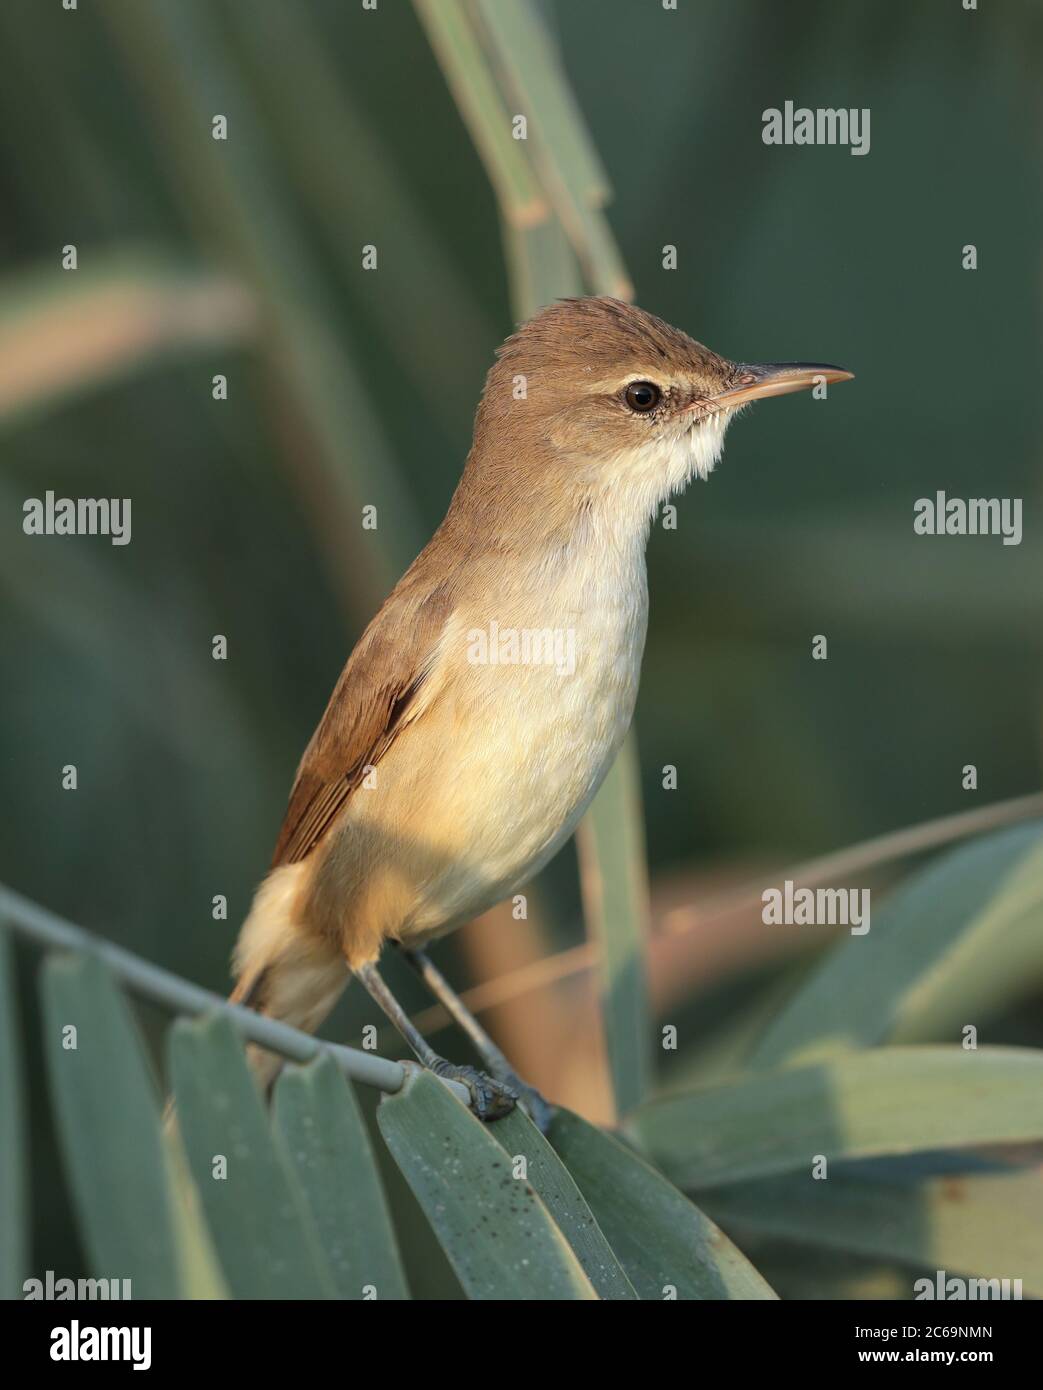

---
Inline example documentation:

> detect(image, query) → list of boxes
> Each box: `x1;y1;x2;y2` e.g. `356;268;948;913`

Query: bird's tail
230;863;349;1092
165;865;348;1131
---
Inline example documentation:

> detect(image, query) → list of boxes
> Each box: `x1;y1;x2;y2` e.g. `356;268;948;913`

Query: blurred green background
2;0;1041;1294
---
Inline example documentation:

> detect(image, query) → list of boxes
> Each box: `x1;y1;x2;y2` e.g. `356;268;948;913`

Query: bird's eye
624;381;661;413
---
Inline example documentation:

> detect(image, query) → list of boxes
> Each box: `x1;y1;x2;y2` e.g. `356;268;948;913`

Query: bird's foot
429;1059;518;1122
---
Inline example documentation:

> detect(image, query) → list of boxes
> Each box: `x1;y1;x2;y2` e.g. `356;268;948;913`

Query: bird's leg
354;961;516;1123
395;945;556;1134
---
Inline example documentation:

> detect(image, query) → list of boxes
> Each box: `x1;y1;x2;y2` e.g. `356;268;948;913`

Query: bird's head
471;296;853;529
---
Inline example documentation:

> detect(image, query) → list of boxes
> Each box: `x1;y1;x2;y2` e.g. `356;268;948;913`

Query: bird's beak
711;361;854;408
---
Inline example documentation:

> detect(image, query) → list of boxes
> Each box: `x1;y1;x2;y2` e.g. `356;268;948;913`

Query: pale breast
396;531;650;941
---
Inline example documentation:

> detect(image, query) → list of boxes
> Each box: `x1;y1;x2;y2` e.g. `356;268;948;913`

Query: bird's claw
430;1060;518;1122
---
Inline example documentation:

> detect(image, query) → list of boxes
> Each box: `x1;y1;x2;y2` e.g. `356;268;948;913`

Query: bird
230;295;852;1129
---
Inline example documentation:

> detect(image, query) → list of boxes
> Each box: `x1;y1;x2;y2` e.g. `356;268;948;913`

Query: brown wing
270;583;453;867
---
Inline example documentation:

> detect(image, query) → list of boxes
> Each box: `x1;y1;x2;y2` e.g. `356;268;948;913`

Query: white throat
586;407;735;549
